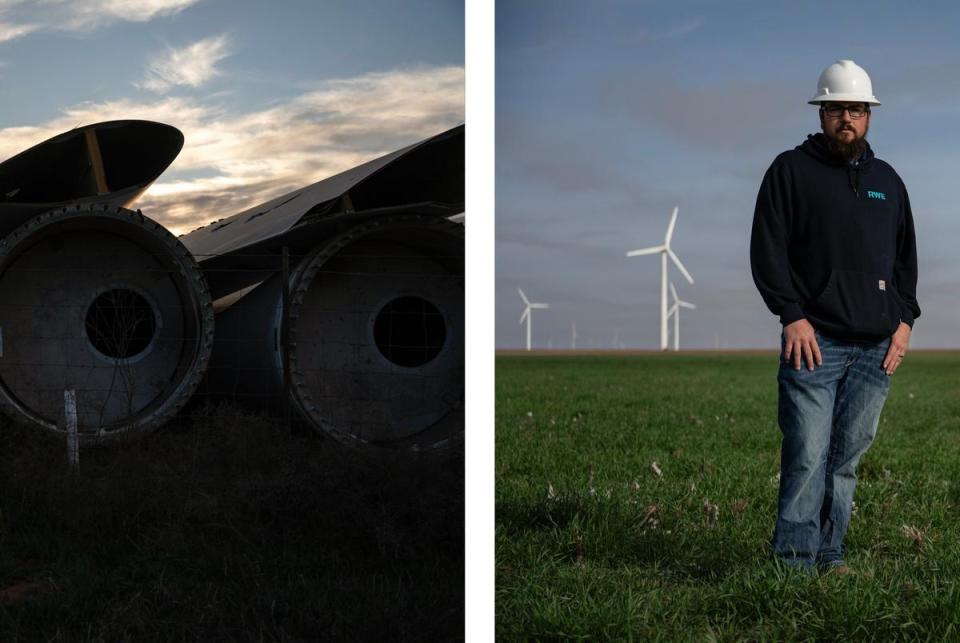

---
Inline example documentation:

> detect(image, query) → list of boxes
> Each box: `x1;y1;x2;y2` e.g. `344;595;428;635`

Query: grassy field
496;352;960;641
0;404;463;641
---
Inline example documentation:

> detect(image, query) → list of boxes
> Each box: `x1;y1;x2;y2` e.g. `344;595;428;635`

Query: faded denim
772;330;891;568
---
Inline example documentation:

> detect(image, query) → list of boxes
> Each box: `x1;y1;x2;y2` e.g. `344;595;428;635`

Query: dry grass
0;403;463;641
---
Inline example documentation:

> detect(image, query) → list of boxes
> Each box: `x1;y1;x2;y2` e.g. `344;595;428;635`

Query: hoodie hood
797;132;874;168
798;132;875;198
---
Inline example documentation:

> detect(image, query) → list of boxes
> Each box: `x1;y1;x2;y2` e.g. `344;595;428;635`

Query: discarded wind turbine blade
179;124;463;300
204;214;464;455
664;206;679;245
0;120;184;237
0;204;213;444
626;245;665;257
518;287;530;305
667;248;694;284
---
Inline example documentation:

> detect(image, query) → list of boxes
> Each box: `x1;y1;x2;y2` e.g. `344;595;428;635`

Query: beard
825;125;869;161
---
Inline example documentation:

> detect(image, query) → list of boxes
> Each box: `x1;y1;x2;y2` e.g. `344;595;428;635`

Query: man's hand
882;322;911;376
783;318;822;371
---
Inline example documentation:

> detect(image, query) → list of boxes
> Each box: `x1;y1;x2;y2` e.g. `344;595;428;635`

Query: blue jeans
772;330;891;568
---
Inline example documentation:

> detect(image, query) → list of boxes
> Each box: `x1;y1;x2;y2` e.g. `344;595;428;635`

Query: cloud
50;0;199;30
634;17;704;44
140;34;231;92
0;0;198;41
0;20;37;42
0;66;464;236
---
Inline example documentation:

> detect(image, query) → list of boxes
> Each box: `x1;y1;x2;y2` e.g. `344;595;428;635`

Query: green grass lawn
496;352;960;641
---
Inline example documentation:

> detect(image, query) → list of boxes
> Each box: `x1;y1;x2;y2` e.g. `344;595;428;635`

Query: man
750;59;920;573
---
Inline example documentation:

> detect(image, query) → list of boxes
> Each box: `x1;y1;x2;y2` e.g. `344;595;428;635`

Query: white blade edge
530;303;549;309
664;206;679;246
518;288;530;305
668;302;678;317
679;301;696;309
520;308;529;324
667;248;694;284
626;245;665;257
669;282;679;302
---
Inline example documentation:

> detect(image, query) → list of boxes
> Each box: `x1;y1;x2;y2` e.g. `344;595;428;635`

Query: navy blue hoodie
750;133;920;341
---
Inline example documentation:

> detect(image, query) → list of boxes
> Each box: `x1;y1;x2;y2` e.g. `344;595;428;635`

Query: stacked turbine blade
0;121;214;443
180;125;465;456
0;120;465;455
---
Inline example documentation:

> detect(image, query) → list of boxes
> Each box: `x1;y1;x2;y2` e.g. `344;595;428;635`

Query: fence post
64;389;79;472
281;246;291;432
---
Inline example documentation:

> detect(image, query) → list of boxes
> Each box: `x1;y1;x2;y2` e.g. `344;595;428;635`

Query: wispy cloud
0;0;199;41
51;0;200;30
0;19;38;42
662;17;704;39
140;34;231;92
634;17;704;44
0;65;465;235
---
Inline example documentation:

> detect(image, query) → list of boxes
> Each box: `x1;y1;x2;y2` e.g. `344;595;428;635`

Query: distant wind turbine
667;282;696;352
518;288;549;351
571;321;577;350
626;206;694;350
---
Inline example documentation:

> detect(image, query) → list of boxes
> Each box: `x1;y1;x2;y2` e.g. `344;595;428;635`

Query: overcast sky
496;0;960;349
0;0;464;235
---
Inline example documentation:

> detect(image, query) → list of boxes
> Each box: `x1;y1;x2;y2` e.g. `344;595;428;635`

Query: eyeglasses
821;104;870;119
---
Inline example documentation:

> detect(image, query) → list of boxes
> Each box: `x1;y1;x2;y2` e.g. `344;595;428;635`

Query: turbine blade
518;288;530;305
520;308;529;324
680;301;696;309
669;282;679;302
664;206;679;246
668;303;678;317
531;303;549;309
626;245;665;257
668;248;694;284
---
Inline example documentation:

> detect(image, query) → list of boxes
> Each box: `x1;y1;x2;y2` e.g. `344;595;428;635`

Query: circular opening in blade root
85;288;158;359
373;296;446;368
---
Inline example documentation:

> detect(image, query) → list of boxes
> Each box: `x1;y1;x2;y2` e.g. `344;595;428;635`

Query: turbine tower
518;288;549;351
668;282;696;352
571;321;577;350
626;206;694;350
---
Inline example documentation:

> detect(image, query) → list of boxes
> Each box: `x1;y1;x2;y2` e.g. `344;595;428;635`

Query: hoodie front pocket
812;269;896;336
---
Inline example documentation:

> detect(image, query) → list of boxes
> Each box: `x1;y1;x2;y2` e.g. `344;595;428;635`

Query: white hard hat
808;59;880;106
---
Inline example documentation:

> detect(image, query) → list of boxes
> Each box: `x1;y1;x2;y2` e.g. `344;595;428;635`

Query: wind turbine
518;288;549;351
571;321;577;350
626;206;694;351
667;282;696;351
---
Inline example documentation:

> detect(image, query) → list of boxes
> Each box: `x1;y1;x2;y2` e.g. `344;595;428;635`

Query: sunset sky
0;0;464;235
